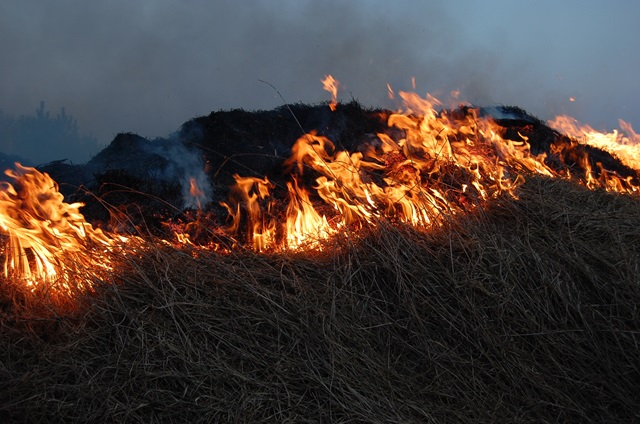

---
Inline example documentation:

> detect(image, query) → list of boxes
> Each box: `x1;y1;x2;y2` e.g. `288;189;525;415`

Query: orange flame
189;177;205;209
221;174;276;251
322;74;339;111
221;91;569;251
4;80;640;304
387;83;395;99
550;115;640;172
219;90;640;252
0;164;129;299
285;177;334;249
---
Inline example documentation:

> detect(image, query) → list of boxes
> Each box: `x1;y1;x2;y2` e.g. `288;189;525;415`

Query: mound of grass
1;176;640;422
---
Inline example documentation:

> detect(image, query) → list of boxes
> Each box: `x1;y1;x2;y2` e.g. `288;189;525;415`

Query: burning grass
1;176;639;422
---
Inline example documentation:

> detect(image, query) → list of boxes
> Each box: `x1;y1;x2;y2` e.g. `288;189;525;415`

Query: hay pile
1;176;640;423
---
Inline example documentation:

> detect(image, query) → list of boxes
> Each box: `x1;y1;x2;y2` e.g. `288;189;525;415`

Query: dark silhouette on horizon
0;101;97;165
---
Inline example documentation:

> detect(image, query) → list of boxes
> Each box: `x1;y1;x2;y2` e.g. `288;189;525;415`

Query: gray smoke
144;140;212;209
1;0;638;164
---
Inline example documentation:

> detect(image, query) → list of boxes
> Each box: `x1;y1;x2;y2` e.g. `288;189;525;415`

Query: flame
189;177;205;209
387;83;395;99
221;91;567;250
549;115;640;171
322;74;339;111
221;174;276;251
220;89;640;252
0;164;129;300
4;79;640;305
285;177;334;249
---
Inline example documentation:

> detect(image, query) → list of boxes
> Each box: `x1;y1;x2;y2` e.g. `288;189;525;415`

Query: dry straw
1;176;640;422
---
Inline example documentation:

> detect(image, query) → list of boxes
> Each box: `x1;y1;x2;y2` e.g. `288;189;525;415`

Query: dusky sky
1;0;638;163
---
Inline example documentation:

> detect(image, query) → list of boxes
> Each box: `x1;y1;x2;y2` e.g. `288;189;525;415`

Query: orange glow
0;164;131;300
189;177;205;209
3;80;640;303
285;177;334;249
321;74;339;111
549;115;640;174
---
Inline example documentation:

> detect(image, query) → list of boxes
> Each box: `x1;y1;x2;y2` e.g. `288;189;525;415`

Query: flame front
221;85;640;251
221;89;562;250
550;115;640;172
0;164;126;299
3;77;640;303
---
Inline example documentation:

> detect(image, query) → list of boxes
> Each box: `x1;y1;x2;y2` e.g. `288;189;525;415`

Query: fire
0;164;131;301
220;83;640;251
220;174;276;251
550;115;640;172
285;93;554;227
220;172;334;251
285;177;334;249
189;177;205;209
221;87;563;251
3;75;640;303
322;74;339;111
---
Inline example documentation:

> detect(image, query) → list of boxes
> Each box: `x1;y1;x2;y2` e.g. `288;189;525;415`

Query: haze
1;0;638;164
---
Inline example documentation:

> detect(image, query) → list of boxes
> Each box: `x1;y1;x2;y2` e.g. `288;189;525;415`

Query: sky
1;0;639;163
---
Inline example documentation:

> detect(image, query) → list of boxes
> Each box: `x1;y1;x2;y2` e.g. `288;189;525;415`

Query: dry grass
1;176;640;423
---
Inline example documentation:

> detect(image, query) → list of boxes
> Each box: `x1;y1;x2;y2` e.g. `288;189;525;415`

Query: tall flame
0;164;127;298
3;76;640;302
322;74;339;111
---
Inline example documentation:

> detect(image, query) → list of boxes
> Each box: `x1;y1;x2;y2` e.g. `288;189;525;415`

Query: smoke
1;0;638;164
144;139;212;210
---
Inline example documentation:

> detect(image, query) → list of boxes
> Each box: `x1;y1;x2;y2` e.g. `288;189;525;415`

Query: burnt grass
1;175;640;423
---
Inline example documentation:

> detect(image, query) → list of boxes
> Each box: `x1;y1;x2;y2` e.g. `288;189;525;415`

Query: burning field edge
1;175;639;422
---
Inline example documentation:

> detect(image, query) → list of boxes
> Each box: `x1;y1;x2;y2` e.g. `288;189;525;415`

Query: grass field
1;175;639;423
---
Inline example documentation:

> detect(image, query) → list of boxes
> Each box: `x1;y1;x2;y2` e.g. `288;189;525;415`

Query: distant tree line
0;101;98;165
